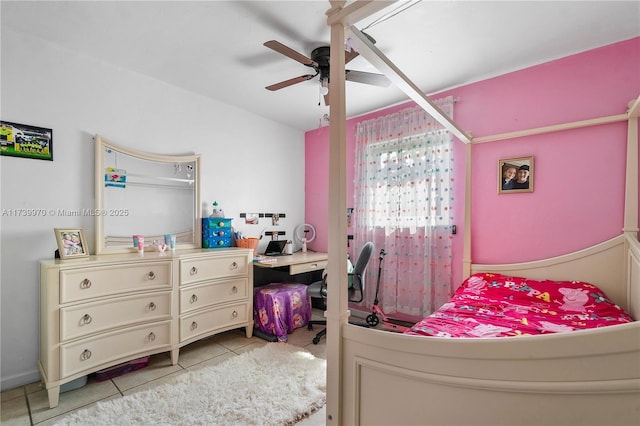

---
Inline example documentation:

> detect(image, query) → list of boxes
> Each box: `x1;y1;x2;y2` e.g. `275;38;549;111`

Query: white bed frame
339;234;640;426
321;2;640;425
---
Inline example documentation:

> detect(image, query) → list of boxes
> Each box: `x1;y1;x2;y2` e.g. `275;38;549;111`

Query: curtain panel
353;97;455;319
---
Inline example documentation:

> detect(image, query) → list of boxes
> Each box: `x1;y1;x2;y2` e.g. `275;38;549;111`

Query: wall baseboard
1;369;41;392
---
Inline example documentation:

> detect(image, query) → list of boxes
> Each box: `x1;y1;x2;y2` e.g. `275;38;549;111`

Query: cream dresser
39;247;253;408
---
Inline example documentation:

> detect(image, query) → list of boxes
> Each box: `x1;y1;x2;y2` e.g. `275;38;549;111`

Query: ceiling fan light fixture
319;77;329;96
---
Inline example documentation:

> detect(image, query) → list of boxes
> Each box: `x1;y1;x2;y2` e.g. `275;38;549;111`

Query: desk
253;251;328;276
252;251;328;342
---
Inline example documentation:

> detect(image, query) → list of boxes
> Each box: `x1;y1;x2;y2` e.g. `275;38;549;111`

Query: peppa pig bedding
405;273;634;338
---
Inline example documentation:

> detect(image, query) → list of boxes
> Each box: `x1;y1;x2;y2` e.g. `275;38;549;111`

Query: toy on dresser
202;202;232;248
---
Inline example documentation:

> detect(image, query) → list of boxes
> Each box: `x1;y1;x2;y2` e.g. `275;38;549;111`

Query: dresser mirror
94;135;201;254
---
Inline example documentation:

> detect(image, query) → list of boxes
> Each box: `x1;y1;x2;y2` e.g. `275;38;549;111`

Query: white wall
0;28;305;390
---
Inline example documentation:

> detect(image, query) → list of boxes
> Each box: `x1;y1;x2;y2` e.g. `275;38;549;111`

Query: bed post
624;97;639;318
324;2;401;424
463;143;472;279
624;96;639;237
325;2;349;425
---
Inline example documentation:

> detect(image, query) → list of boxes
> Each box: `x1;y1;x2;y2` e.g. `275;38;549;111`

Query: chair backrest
349;242;374;303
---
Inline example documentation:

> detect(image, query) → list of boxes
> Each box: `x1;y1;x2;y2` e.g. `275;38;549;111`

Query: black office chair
307;242;375;344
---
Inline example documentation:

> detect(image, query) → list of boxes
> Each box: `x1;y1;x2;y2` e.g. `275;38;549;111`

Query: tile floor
1;312;327;426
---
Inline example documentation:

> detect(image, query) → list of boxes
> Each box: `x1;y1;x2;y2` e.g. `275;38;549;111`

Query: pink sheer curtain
353;97;455;319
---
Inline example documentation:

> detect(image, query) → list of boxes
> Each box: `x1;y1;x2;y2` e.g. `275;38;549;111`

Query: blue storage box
60;375;87;393
202;218;232;248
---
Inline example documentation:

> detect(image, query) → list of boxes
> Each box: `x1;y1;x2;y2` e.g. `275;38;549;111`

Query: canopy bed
321;2;640;425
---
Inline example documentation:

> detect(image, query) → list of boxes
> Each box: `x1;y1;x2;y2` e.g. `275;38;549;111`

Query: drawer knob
80;349;92;361
232;310;238;318
190;321;198;331
80;278;92;289
230;262;238;270
190;266;198;276
81;314;92;325
231;286;238;294
190;294;198;303
147;271;156;280
148;332;156;342
148;302;156;311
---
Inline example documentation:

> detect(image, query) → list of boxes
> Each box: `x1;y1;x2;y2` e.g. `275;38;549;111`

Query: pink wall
305;37;639;286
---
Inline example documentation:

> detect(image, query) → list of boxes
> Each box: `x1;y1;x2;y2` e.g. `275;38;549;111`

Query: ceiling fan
263;39;391;105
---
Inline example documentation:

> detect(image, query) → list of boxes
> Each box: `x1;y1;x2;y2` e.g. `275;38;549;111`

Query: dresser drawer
180;255;247;285
289;260;328;275
180;303;248;342
60;291;172;341
60;262;171;304
180;278;247;314
60;320;171;377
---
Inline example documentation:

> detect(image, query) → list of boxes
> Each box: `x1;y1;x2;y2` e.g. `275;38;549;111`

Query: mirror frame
94;135;201;255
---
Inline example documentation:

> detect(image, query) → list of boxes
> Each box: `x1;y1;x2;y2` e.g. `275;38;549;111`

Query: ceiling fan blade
345;49;359;64
345;70;391;87
266;74;316;91
264;40;318;68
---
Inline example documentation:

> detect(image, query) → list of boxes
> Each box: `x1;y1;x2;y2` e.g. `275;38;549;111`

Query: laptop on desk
263;239;290;256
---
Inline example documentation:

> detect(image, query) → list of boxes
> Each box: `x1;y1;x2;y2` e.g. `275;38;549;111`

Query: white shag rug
55;343;326;426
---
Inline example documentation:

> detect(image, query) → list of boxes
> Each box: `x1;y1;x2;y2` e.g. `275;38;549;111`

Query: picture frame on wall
498;156;534;194
0;120;53;161
54;228;89;259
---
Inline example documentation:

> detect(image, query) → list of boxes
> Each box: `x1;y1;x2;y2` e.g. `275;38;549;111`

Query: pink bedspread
405;273;633;338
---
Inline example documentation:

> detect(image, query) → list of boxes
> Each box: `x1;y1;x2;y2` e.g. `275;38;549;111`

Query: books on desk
253;256;278;265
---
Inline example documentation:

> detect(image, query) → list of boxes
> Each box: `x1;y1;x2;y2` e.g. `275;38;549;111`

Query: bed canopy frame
322;1;639;425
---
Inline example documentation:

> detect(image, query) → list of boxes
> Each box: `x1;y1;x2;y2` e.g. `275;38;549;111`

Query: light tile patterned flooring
1;310;327;426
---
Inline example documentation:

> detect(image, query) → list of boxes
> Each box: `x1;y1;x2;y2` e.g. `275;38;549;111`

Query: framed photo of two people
54;228;89;259
498;156;534;194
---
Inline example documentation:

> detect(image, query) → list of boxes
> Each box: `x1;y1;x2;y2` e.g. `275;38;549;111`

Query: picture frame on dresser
54;228;89;258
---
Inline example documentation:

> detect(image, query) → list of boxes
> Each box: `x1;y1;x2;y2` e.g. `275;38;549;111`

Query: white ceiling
2;1;639;132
